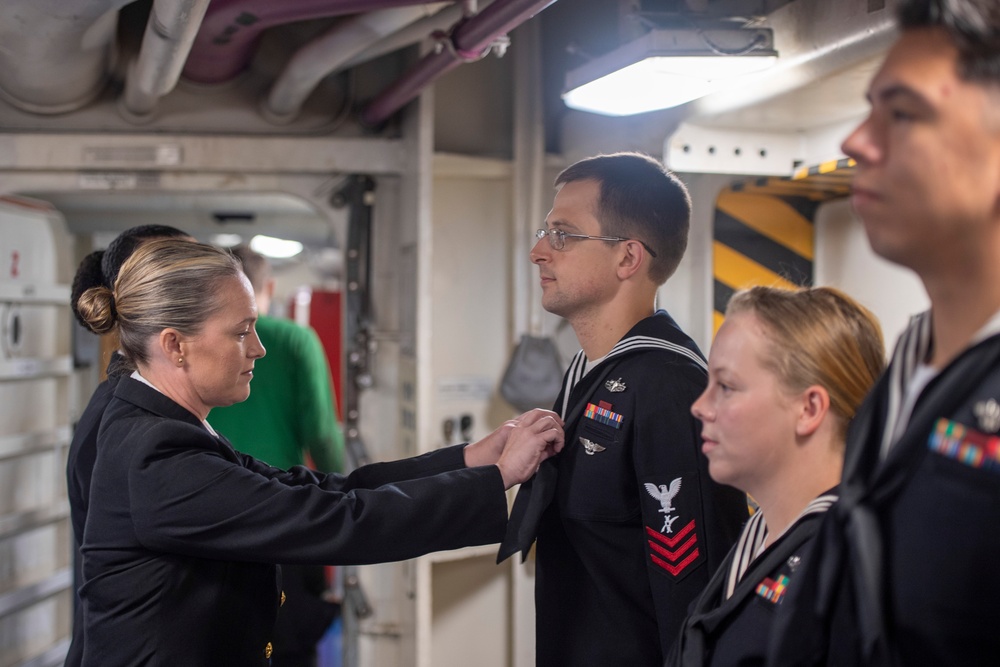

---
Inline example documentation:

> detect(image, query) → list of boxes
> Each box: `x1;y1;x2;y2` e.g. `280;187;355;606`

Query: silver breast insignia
605;378;626;393
579;437;606;455
974;398;1000;433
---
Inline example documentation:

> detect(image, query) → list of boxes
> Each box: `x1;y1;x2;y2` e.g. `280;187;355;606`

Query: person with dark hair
769;1;1000;665
65;224;191;667
670;287;885;667
210;244;344;667
497;152;747;666
69;225;190;328
74;238;563;666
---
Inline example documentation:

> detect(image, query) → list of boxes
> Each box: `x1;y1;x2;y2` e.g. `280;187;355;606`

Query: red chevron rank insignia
645;520;700;578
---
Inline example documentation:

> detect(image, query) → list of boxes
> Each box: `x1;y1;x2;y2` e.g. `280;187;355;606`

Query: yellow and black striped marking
713;159;855;335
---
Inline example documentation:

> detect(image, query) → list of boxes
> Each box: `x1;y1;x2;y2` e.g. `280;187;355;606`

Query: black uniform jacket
669;495;833;667
80;377;507;667
501;311;747;666
769;321;1000;666
66;352;129;667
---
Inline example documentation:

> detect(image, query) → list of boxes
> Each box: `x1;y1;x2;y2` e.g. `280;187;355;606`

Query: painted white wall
814;198;929;349
429;156;515;447
415;155;515;667
664;172;739;354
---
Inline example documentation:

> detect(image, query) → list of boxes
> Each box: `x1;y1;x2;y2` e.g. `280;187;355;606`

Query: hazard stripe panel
713;279;735;320
716;192;815;260
714;209;812;281
712;161;855;336
713;241;798;293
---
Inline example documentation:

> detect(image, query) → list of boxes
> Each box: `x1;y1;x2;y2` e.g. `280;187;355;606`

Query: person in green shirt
210;245;344;473
209;244;344;667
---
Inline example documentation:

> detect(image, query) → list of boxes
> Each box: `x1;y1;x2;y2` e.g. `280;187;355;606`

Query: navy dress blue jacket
80;377;507;666
66;353;129;667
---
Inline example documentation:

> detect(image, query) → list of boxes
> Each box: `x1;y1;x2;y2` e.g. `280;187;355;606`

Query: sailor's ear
795;385;831;437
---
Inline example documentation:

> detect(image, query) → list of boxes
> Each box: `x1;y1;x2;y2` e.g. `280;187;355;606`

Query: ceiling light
250;234;303;259
211;233;243;247
563;26;778;117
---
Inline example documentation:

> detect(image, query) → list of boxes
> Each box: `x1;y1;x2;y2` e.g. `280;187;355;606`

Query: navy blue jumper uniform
499;311;747;666
769;312;1000;666
669;491;837;667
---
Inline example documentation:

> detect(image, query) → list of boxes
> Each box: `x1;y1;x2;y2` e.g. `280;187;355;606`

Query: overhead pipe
339;3;467;71
0;0;130;114
262;4;449;124
121;0;212;121
361;0;557;128
182;0;444;85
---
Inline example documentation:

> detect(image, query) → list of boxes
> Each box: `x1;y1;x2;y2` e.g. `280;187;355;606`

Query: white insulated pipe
0;0;128;114
121;0;213;120
262;4;449;124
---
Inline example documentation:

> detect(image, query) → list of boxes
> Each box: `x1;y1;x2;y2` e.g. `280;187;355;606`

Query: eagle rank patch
643;476;702;580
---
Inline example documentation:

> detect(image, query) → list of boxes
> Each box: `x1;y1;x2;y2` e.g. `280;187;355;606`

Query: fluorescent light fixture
563;26;778;116
250;234;303;259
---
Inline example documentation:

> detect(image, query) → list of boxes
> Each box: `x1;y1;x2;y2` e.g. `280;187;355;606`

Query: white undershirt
885;363;938;457
582;353;607;376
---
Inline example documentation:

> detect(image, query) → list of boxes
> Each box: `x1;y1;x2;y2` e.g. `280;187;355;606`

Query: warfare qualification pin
974;398;1000;433
605;378;626;393
579;437;606;455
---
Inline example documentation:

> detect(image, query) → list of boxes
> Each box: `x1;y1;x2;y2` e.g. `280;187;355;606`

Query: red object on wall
288;288;344;643
289;289;344;417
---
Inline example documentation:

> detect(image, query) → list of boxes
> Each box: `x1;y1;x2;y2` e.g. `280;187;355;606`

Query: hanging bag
500;333;564;411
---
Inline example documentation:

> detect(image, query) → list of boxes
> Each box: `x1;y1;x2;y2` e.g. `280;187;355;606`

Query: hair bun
76;285;118;335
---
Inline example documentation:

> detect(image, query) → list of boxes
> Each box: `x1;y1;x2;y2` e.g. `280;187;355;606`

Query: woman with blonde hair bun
670;285;885;666
75;238;564;666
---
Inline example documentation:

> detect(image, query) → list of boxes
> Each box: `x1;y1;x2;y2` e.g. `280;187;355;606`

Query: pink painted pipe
361;0;556;127
182;0;437;84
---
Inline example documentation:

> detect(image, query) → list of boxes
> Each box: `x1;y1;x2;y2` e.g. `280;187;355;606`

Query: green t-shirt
209;314;344;472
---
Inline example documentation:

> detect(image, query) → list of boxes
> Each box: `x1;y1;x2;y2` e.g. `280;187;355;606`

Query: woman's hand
463;409;563;477
494;413;564;489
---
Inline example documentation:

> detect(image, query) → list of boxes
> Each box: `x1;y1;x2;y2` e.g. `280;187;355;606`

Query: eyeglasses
534;228;658;258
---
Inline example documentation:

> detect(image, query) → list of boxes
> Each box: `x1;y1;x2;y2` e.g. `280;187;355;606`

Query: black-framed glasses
534;228;658;258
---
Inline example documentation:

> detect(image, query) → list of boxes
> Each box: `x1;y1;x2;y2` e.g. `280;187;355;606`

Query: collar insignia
974;399;1000;433
605;377;626;393
579;436;606;455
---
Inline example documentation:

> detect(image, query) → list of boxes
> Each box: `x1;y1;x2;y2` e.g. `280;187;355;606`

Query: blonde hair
726;286;886;440
77;239;244;366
